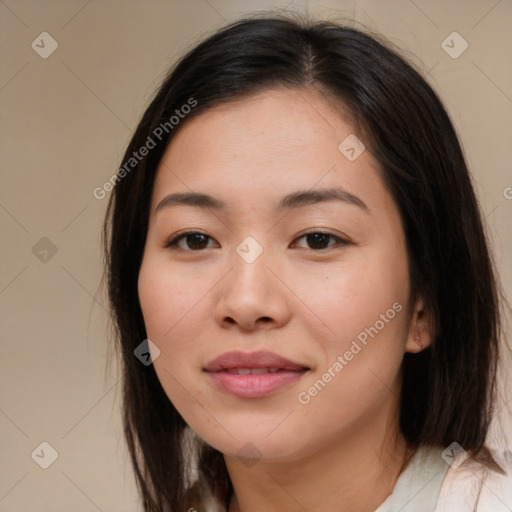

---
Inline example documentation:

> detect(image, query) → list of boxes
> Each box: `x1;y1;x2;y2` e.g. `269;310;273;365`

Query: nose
213;249;292;332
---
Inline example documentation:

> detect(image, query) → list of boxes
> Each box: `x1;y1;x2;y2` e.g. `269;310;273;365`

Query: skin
137;87;432;512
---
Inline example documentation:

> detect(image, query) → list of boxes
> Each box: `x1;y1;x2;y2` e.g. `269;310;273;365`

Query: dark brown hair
103;14;503;511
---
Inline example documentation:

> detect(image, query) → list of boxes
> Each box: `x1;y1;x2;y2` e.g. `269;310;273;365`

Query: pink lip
204;350;309;399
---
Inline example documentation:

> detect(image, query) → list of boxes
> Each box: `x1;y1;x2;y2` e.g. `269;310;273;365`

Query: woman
103;15;511;512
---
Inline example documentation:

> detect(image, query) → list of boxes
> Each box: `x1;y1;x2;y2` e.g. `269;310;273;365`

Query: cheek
138;255;215;424
291;249;410;411
293;250;409;346
292;287;408;451
138;255;208;341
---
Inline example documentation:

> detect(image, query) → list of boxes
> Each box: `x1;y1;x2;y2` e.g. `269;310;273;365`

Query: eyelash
164;230;350;251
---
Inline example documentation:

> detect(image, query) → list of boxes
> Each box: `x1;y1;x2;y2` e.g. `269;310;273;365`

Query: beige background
1;0;511;510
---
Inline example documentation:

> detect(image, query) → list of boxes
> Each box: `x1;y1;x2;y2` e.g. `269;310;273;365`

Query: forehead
151;87;388;215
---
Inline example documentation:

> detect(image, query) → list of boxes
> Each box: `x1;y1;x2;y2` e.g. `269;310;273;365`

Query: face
137;87;424;463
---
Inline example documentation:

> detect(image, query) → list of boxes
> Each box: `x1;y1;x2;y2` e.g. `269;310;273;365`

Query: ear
405;297;433;354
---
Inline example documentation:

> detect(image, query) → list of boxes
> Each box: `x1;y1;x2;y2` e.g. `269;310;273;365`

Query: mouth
204;350;309;398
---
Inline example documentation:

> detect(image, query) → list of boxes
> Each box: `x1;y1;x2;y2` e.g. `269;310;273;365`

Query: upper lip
204;350;309;372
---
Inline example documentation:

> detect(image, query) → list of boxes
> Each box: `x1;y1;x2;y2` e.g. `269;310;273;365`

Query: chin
189;417;308;464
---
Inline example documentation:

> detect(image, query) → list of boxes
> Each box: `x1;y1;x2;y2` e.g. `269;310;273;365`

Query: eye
291;231;348;250
165;231;218;251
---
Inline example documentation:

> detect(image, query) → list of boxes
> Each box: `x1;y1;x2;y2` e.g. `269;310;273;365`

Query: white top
375;445;512;512
375;445;448;512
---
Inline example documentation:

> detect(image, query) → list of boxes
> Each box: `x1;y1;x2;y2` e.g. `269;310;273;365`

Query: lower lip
206;370;306;398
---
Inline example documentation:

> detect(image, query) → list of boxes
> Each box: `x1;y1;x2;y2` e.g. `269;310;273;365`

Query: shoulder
434;447;512;512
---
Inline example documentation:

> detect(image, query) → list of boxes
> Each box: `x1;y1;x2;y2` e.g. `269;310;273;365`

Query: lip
204;350;309;399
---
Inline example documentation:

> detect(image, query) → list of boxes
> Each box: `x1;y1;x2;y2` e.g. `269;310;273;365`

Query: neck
225;413;411;512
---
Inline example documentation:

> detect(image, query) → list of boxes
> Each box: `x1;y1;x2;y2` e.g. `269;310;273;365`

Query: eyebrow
155;187;368;214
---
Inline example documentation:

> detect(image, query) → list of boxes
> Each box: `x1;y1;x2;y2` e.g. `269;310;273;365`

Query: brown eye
165;232;217;251
293;232;348;250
